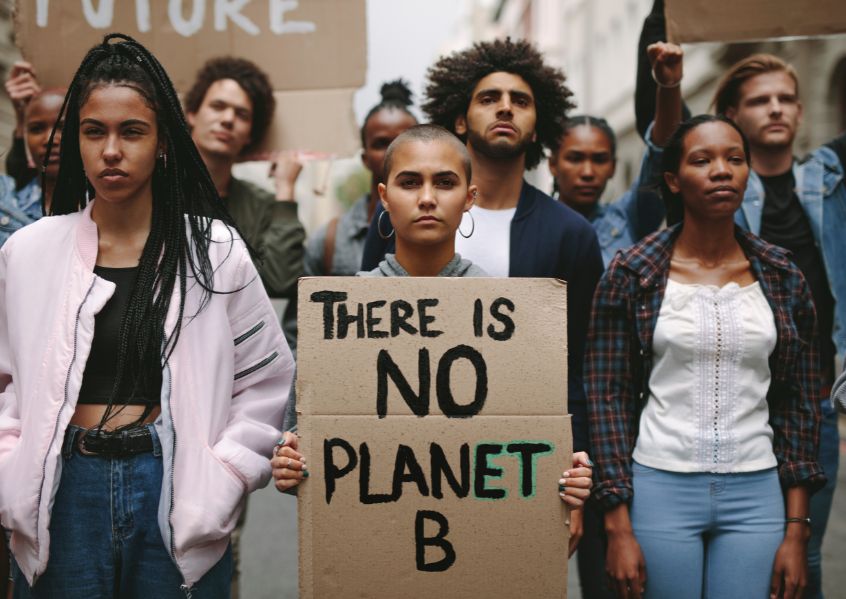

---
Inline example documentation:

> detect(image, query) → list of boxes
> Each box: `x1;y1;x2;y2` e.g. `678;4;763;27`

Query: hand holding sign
272;432;308;492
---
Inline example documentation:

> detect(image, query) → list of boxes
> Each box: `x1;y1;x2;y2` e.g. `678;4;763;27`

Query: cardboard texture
665;0;846;44
13;0;365;152
297;277;571;599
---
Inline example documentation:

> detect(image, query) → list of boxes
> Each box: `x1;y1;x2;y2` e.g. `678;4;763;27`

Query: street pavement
239;416;846;599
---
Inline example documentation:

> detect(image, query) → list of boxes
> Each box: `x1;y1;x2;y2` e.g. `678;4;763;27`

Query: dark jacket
585;224;825;510
225;177;305;300
361;180;604;451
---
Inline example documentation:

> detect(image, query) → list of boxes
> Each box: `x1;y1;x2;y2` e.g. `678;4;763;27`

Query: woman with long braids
0;34;293;597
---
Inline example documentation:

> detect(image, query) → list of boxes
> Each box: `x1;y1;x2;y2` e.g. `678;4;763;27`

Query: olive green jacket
225;177;305;300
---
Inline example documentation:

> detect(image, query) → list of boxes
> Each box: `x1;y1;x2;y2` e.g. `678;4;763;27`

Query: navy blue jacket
361;181;604;451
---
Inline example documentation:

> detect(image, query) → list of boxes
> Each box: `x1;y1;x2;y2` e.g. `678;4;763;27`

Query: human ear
466;184;478;211
664;172;681;194
724;106;737;121
378;182;389;212
454;114;467;136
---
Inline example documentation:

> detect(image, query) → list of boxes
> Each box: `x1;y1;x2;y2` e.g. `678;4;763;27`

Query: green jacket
226;177;305;299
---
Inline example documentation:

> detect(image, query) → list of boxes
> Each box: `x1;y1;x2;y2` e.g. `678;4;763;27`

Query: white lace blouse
632;279;779;474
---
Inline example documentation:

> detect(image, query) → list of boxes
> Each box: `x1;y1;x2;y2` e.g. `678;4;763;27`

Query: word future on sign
32;0;316;36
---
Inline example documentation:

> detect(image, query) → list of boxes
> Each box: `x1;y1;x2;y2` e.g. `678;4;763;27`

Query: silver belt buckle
76;430;98;456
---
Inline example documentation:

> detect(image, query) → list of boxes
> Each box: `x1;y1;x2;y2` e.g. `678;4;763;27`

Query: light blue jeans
11;425;232;598
631;462;784;599
807;404;839;599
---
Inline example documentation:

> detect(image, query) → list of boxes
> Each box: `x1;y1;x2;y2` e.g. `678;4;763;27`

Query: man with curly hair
185;56;305;301
362;37;603;554
184;57;305;599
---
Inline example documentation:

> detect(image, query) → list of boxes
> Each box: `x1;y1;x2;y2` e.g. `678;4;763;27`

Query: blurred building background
446;0;846;200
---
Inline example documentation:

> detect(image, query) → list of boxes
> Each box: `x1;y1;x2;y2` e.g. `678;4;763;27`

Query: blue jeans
12;425;232;598
631;462;784;599
807;404;840;599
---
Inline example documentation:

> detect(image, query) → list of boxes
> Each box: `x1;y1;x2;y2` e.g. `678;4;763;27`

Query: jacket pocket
171;446;247;550
0;445;37;538
234;351;279;381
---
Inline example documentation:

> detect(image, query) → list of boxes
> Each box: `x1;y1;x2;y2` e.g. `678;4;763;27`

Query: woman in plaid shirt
586;115;824;599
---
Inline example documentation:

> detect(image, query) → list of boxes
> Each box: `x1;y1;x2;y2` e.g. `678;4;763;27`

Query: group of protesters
0;0;844;597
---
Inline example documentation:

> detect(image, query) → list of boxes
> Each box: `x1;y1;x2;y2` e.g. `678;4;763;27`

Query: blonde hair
712;54;800;115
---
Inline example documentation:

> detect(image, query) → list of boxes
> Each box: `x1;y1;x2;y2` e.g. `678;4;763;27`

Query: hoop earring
377;210;395;240
458;209;475;238
158;152;167;170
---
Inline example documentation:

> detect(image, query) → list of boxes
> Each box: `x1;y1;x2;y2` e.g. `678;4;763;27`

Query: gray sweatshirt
358;253;488;278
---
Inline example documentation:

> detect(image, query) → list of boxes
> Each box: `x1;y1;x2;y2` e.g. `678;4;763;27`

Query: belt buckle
76;430;100;456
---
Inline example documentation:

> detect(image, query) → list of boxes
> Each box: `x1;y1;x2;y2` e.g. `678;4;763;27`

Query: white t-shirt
454;206;516;277
633;279;778;474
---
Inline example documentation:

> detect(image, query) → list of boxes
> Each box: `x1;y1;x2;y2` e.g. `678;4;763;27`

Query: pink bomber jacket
0;201;294;587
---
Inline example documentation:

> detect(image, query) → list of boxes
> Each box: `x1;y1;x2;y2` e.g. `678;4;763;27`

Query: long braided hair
46;34;253;430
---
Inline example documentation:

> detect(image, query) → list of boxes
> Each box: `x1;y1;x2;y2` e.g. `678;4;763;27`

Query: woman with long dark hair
0;34;293;597
586;115;824;599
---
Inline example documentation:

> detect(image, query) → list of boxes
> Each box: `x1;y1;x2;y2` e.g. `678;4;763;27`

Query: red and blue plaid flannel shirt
586;224;826;510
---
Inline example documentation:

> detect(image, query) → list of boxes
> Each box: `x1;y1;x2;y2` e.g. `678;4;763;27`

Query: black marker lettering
324;437;357;504
366;300;389;338
392;444;430;498
436;345;488;417
359;442;396;504
430;443;470;499
415;510;456;572
418;299;443;337
309;291;347;339
337;302;364;339
487;297;516;341
506;442;553;497
376;349;431;418
390;300;418;336
474;443;506;499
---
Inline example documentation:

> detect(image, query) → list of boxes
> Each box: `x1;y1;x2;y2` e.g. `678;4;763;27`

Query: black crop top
77;266;158;406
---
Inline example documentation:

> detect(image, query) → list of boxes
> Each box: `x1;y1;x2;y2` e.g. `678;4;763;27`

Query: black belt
70;426;154;457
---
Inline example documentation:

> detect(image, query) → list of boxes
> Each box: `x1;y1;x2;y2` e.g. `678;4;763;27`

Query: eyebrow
80;118;153;128
209;98;252;113
474;88;534;100
393;169;460;178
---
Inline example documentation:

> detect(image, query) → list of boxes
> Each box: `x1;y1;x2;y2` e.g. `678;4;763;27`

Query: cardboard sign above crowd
296;277;572;598
14;0;365;153
665;0;846;43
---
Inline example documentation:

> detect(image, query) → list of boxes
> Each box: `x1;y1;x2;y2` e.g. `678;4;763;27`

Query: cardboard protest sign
297;277;572;598
13;0;365;153
665;0;846;44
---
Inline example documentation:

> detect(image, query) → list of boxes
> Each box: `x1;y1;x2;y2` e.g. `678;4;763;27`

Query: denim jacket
735;145;846;366
0;177;42;247
591;124;666;267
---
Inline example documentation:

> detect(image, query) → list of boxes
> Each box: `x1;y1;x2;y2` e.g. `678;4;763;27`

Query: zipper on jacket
163;358;180;571
234;351;279;381
32;277;97;581
234;320;265;346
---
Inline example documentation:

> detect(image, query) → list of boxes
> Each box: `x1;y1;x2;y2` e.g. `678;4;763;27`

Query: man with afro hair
185;56;305;302
362;38;603;552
